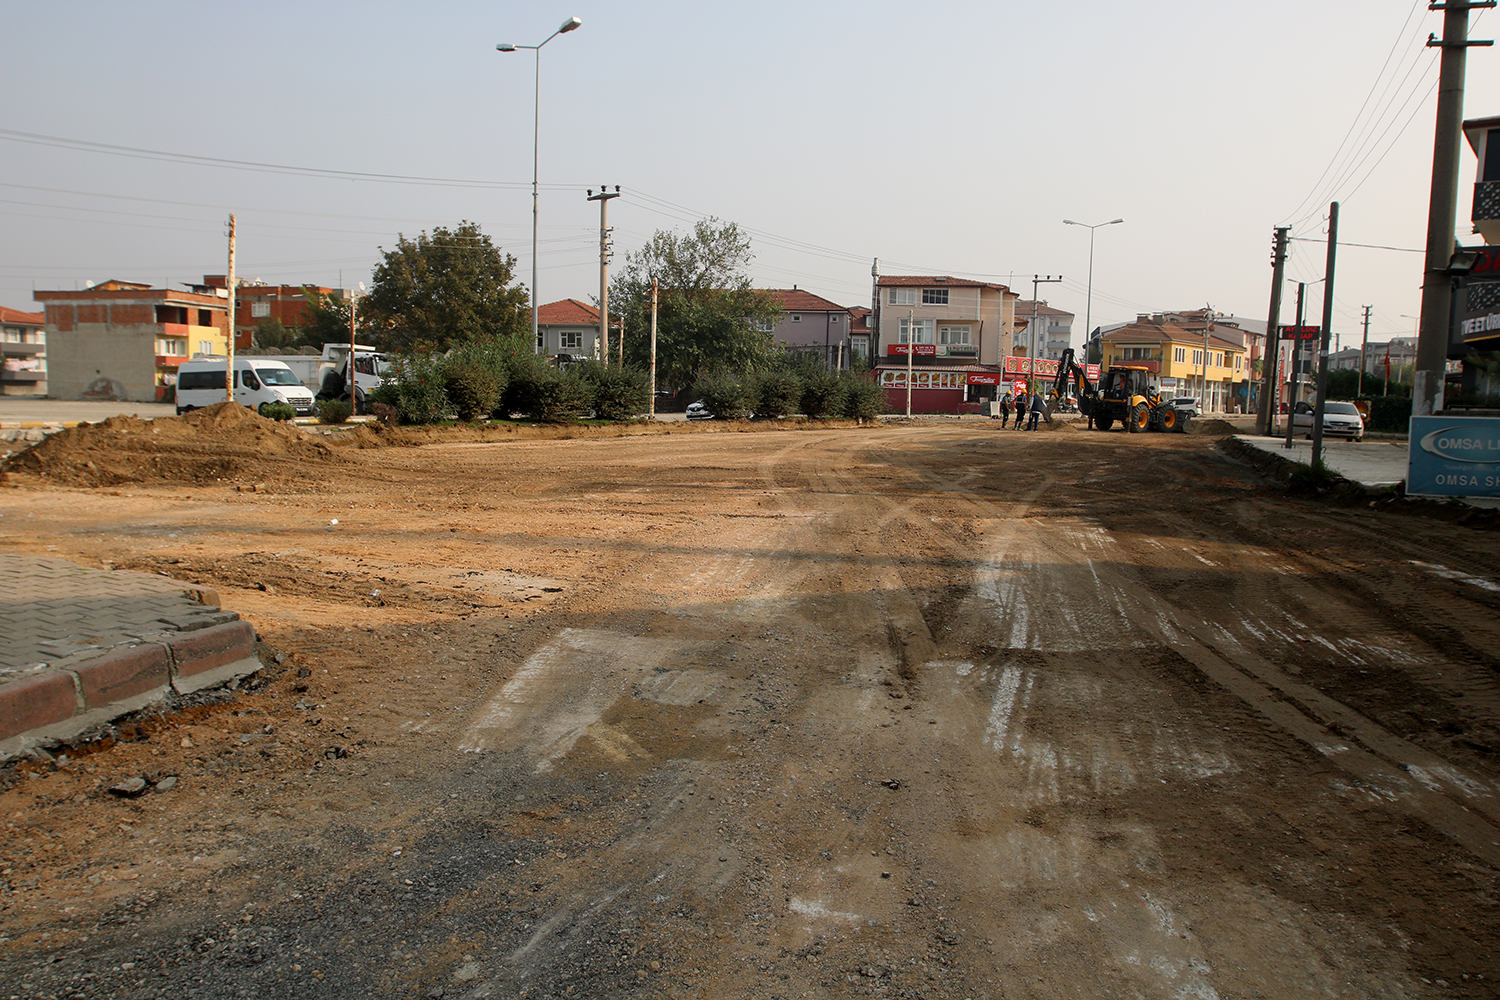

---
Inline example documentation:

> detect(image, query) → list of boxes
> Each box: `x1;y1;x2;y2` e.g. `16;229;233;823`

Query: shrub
366;382;400;409
496;350;555;419
839;374;887;421
317;399;353;424
800;370;848;419
693;369;758;420
576;361;650;421
754;369;803;419
443;355;506;422
526;369;594;422
1361;396;1412;433
257;401;295;422
370;402;399;427
387;352;450;425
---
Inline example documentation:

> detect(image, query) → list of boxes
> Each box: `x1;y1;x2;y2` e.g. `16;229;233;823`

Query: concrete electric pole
1413;0;1494;416
225;213;236;404
587;186;620;364
1257;226;1291;435
1311;202;1340;469
1358;305;1372;398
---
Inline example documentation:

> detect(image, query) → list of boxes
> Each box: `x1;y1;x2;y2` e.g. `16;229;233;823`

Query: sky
3;0;1497;350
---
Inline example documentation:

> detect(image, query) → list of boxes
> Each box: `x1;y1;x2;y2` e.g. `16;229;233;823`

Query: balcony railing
1475;179;1500;223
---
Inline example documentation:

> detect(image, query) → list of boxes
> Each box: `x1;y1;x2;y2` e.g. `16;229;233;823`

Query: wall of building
46;325;159;400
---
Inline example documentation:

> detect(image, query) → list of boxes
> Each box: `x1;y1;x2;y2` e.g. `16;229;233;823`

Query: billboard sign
1407;415;1500;497
888;343;937;357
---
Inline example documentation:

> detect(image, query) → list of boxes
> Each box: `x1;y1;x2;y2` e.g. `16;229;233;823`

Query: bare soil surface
2;411;1499;1000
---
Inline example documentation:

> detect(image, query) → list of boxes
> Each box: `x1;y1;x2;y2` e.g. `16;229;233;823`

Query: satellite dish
358;281;366;292
84;279;95;289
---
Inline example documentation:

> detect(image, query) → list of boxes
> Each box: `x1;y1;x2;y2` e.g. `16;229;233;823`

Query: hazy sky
3;1;1497;349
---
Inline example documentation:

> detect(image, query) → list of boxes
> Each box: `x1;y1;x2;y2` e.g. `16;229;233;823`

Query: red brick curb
76;644;170;710
1;621;261;752
0;672;78;741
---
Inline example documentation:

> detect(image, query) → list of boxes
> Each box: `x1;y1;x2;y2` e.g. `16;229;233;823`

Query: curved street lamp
498;15;583;354
1063;218;1123;361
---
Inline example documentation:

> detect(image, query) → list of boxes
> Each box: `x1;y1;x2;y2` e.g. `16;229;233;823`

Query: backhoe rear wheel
1128;402;1148;433
1158;406;1178;432
1096;414;1114;432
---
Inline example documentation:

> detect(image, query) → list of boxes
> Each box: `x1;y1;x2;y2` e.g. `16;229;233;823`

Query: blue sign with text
1407;415;1500;497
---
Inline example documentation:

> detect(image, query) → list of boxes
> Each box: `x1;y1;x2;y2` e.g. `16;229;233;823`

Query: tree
299;287;355;350
611;218;780;389
252;317;294;350
361;222;530;353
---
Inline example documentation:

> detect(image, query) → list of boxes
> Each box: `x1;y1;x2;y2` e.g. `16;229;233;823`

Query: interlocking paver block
0;672;78;741
76;644;170;709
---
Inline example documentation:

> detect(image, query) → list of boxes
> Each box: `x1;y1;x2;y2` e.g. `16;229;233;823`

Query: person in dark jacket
1013;391;1026;429
999;391;1012;428
1026;391;1044;430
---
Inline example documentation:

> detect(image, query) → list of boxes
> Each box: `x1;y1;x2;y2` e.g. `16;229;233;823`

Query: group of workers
998;389;1047;431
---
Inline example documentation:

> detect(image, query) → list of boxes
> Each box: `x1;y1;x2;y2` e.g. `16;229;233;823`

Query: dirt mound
1189;418;1238;436
3;402;344;487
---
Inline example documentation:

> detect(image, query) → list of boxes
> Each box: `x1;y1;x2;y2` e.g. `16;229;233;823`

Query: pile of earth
1189;418;1239;436
2;402;343;487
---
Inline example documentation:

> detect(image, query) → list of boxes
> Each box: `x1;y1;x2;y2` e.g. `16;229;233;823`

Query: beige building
873;275;1017;366
1;306;47;396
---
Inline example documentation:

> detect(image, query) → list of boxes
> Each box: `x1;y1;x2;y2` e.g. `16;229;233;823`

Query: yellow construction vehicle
1057;351;1186;433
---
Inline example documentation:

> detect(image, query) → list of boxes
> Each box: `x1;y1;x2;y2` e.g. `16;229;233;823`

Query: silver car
1167;396;1200;418
1291;400;1365;441
685;401;714;421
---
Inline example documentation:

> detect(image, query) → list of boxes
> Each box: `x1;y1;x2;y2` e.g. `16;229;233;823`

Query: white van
174;357;318;417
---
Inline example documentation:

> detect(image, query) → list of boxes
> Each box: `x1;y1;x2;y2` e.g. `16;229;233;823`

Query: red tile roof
537;298;600;325
759;289;848;312
0;306;44;325
877;275;1014;294
1102;320;1243;352
1013;300;1073;318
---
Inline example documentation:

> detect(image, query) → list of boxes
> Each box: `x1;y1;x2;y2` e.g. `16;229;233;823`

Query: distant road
0;399;176;425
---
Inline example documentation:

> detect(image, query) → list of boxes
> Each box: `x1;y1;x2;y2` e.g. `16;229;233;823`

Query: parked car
1291;400;1365;441
685;401;714;421
175;357;318;417
1167;396;1200;418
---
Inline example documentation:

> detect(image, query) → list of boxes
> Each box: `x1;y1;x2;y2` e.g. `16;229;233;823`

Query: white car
685;401;714;421
1291;400;1365;441
1167;396;1200;418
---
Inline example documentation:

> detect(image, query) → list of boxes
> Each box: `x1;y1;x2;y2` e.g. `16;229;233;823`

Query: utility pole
1311;202;1340;468
1199;305;1213;412
225;213;236;404
587;186;620;364
1284;282;1307;449
1029;275;1062;393
1414;0;1494;416
1357;305;1371;397
1258;226;1291;435
649;278;658;418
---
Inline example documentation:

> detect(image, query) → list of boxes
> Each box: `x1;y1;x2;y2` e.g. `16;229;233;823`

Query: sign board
1003;356;1061;377
1280;325;1321;341
966;371;1003;386
878;369;967;389
888;343;938;357
1407;415;1500;498
1457;276;1500;349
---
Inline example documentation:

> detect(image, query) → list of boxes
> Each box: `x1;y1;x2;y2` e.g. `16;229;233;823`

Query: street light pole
1063;218;1123;361
498;15;583;355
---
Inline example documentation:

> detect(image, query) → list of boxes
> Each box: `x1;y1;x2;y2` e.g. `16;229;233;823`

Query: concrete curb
0;621;261;760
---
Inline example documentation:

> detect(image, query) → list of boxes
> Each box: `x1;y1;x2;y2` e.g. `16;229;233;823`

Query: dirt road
2;418;1498;999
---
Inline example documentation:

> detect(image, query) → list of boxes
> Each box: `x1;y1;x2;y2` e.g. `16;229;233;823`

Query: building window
560;330;583;350
197;309;213;327
250;301;271;318
750;317;775;332
830;315;841;324
888;288;916;306
1174;347;1186;363
791;314;802;323
156;338;185;356
536;329;545;352
1192;349;1204;366
198;340;213;355
1235;355;1242;372
898;318;935;344
922;288;949;305
851;336;869;360
938;325;970;345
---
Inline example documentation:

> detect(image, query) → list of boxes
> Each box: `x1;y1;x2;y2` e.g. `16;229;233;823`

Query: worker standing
1026;391;1044;431
999;391;1012;429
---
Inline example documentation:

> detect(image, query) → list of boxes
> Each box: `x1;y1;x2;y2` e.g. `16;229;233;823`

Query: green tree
252;316;295;350
299;287;356;350
611;218;780;389
362;222;529;353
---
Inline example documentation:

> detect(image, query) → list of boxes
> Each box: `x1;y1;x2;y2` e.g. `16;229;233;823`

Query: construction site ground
2;407;1498;1000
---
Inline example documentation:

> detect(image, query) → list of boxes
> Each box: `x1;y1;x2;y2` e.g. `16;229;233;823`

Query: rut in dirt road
1;424;1497;1000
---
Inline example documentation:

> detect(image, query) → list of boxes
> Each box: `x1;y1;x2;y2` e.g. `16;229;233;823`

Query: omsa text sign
1407;416;1500;497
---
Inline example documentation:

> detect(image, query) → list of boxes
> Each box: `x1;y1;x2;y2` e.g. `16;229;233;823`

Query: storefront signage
888;344;937;357
878;370;968;389
1001;357;1100;381
1407;415;1500;498
966;372;1003;385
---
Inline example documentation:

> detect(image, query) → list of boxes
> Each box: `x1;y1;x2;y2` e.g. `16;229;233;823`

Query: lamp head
1108;218;1124;225
496;42;517;51
559;15;582;32
1063;219;1078;226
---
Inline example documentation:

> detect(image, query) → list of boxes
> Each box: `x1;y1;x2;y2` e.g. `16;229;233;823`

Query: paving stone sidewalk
0;554;261;755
